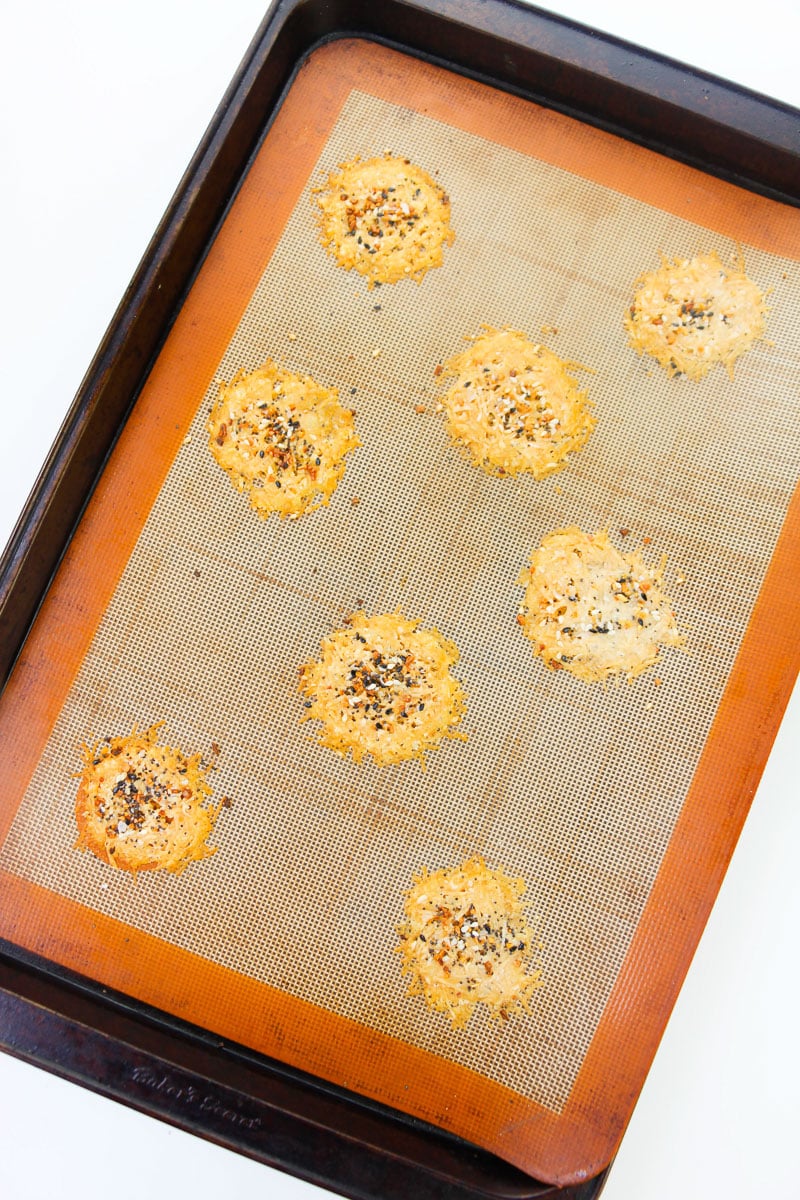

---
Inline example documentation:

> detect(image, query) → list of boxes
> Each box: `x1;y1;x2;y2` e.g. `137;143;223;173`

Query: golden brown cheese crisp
438;327;595;478
517;527;684;683
298;611;467;767
314;154;454;287
397;856;542;1028
74;724;222;876
624;250;768;380
207;360;360;518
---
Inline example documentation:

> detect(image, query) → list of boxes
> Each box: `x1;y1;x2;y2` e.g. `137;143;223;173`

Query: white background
1;2;798;1197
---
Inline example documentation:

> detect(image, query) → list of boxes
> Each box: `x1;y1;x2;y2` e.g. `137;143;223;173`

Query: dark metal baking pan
1;1;799;1196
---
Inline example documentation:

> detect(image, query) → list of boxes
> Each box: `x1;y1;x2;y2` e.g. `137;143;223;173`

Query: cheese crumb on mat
397;855;542;1028
74;723;222;877
298;610;467;767
517;527;684;683
624;249;768;380
314;154;454;287
438;326;595;478
207;359;360;518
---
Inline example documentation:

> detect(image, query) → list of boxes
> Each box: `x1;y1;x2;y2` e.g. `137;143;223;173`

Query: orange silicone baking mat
0;40;799;1186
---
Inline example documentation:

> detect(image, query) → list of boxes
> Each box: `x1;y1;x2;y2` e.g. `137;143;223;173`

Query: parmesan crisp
207;360;360;519
624;249;768;380
74;724;222;877
517;527;684;683
314;154;454;287
438;327;595;478
298;611;467;767
397;856;542;1028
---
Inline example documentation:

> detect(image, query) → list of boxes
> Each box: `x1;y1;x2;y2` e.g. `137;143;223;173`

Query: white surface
1;2;799;1198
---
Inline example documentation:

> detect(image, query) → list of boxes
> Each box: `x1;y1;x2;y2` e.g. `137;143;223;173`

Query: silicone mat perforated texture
2;89;799;1115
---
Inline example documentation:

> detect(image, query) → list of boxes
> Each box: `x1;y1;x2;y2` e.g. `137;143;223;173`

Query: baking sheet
1;39;798;1181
